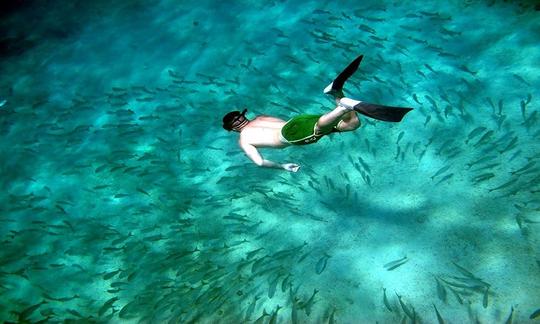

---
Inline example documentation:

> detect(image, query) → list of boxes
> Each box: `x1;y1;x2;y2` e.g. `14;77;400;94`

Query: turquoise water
1;0;539;323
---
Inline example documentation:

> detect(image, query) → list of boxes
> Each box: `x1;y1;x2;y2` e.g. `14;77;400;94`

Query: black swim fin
327;55;414;122
324;55;363;96
353;102;413;122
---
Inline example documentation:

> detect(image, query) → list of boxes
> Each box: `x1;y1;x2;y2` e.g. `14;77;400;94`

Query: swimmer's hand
283;163;300;172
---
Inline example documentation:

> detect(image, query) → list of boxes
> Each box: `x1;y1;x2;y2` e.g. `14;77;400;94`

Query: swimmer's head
222;109;249;131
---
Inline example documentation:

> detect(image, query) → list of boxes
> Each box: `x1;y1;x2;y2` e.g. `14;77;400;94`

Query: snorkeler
222;55;413;172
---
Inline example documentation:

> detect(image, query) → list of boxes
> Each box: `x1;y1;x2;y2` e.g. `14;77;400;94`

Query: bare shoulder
255;115;287;122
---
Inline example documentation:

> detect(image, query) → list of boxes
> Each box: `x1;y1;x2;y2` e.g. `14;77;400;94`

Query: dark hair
222;109;247;131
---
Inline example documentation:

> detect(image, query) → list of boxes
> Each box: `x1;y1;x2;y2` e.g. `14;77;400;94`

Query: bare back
239;115;289;148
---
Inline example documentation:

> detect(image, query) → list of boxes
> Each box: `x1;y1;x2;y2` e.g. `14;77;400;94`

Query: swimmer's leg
335;111;360;131
315;105;360;134
324;55;364;99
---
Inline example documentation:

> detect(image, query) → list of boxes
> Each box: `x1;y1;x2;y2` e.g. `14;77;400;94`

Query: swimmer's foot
323;82;344;99
324;55;363;99
339;97;362;111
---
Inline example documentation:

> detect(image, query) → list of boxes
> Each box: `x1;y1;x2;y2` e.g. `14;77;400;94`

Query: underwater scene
0;0;539;323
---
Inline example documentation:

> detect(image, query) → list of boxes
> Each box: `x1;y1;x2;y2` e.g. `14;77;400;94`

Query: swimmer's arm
240;141;299;172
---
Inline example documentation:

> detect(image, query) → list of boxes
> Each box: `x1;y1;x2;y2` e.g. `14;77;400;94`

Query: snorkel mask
222;109;248;131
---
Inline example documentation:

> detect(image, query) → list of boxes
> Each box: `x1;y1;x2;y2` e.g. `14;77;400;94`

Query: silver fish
396;293;414;319
474;130;494;147
244;296;261;322
384;256;409;270
268;305;282;324
530;307;540;320
504;306;514;324
511;161;536;175
435;276;447;302
383;288;394;312
316;253;331;274
488;177;519;192
431;165;451;180
465;126;487;144
438;174;453;186
396;131;405;144
433;303;445;324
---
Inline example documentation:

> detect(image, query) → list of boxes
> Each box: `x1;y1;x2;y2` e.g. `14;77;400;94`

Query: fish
118;300;142;319
384;256;409;270
473;173;495;184
521;100;527;120
482;287;489;308
444;105;452;117
358;24;376;34
425;94;438;109
383;288;394;312
458;64;477;76
466;155;497;169
66;309;84;318
499;136;518;153
448;287;463;304
103;269;121;280
18;301;47;321
513;73;530;86
267;305;282;324
268;274;280;299
488;177;518;192
439;26;461;36
523;110;538;129
246;247;265;260
136;187;151;196
433;303;445;324
396;131;405;144
510;161;536;175
436;164;455;177
431;165;451;180
244;296;261;322
253;309;270;324
312;9;331;14
485;97;496;111
300;289;319;316
396;293;414;319
43;293;79;302
435;276;447;302
451;261;477;279
504;306;514;324
465;126;487;144
424;64;436;73
473;130;494;147
316;253;331;274
357;156;371;173
251;255;270;273
412;93;421;104
0;99;6;107
98;297;119;317
498;99;504;115
298;251;311;263
530;307;540;319
442;278;489;291
394;145;401;160
424;115;431;126
525;93;532;105
281;273;291;292
95;164;109;173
